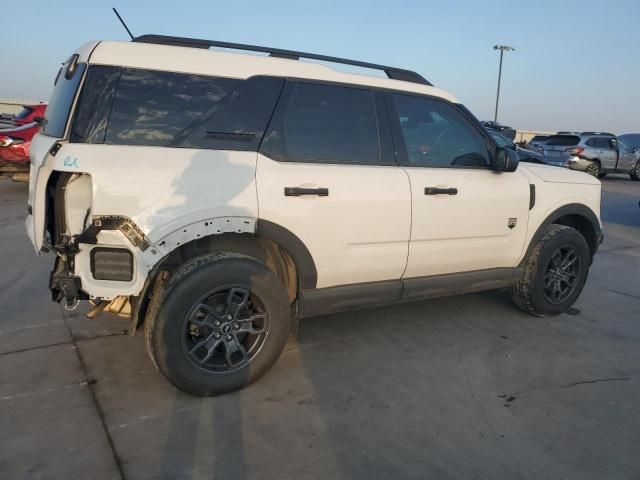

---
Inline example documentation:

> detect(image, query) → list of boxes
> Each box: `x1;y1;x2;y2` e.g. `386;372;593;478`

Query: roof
77;40;458;103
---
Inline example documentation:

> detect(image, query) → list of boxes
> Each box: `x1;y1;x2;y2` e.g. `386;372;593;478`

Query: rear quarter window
70;67;283;151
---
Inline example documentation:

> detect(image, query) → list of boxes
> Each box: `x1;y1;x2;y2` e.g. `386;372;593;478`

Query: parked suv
525;135;549;151
28;36;603;396
541;132;640;179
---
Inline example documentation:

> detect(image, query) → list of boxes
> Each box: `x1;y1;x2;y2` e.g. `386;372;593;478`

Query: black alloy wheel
542;246;581;304
182;287;269;374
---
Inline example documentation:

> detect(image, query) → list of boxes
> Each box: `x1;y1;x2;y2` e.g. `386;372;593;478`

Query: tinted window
261;82;379;164
546;135;580;146
586;138;597;147
42;61;87;138
530;135;548;142
595;138;611;149
106;69;239;146
393;94;489;167
491;131;513;148
71;65;121;144
71;67;283;150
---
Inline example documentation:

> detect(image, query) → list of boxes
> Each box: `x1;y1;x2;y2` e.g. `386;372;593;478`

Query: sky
2;0;639;133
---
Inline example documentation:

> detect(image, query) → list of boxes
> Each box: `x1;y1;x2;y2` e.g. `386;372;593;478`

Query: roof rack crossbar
133;34;433;86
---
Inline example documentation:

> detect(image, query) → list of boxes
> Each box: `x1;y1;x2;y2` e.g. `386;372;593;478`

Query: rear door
386;92;530;280
257;81;411;290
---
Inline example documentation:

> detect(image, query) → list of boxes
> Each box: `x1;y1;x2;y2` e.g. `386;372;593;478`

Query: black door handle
284;187;329;197
424;187;458;195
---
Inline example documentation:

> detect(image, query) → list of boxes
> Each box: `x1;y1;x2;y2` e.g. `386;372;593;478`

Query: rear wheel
145;253;291;396
630;161;640;181
586;160;601;177
512;224;590;316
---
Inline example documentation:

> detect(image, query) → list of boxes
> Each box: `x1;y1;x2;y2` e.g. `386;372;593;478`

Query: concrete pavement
1;175;639;480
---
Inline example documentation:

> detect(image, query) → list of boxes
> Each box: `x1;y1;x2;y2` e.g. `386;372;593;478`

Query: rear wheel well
132;233;298;333
552;214;598;257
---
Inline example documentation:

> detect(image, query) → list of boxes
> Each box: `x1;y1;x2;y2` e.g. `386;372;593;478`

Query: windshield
41;58;86;138
546;135;580;146
530;136;548;142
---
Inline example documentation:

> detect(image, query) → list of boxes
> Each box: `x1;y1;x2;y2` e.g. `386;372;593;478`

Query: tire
511;224;590;316
585;160;600;177
598;172;607;178
145;253;291;396
630;161;640;181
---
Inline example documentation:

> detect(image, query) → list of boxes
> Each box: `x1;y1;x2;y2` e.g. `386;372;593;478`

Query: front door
257;81;411;289
385;92;530;280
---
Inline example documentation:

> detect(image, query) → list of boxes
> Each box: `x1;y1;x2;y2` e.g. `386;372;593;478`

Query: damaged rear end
27;43;146;313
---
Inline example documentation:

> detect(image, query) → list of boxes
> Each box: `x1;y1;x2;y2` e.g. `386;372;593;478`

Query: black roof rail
133;34;433;86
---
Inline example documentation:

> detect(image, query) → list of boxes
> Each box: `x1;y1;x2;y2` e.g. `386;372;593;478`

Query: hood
519;163;600;185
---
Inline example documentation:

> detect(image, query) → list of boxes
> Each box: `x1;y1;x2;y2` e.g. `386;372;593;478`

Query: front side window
392;94;489;167
261;82;380;164
71;67;284;151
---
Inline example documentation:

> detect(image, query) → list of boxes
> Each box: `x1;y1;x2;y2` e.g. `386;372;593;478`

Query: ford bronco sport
27;36;603;396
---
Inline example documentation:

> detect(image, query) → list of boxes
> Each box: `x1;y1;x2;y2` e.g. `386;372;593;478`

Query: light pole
493;45;515;122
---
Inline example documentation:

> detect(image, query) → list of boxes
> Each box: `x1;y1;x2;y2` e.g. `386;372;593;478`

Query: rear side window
42;61;87;138
546;135;580;146
530;136;548;142
71;67;284;151
261;82;380;164
392;94;489;167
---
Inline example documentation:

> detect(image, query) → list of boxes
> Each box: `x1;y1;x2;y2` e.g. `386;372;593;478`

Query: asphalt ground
1;174;639;480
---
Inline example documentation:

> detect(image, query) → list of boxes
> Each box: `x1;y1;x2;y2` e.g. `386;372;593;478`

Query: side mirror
33;116;44;125
493;147;519;172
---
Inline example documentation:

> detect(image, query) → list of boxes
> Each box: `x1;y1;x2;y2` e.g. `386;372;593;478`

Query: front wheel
512;224;590;316
145;253;291;396
630;161;640;181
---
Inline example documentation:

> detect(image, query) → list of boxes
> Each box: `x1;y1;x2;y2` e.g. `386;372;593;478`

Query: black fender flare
520;203;603;268
256;219;318;290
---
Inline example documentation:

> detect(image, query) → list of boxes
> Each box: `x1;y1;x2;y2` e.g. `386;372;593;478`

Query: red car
0;122;40;182
10;103;47;127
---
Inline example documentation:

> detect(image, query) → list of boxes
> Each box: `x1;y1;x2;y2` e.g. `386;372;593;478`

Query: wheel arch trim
520;203;602;267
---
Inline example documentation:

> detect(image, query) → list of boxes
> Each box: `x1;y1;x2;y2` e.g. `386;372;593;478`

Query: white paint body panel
517;164;602;259
26;39;603;300
402;168;531;277
256;154;411;288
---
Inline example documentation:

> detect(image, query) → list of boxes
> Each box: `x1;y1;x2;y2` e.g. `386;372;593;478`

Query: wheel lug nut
214;332;221;339
226;315;232;320
214;320;221;327
233;323;240;330
226;335;233;341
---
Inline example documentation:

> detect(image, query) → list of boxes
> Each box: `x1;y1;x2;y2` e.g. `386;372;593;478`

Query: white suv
27;35;603;396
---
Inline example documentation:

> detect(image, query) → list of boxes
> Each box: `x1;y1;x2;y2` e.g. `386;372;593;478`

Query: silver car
541;133;640;180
